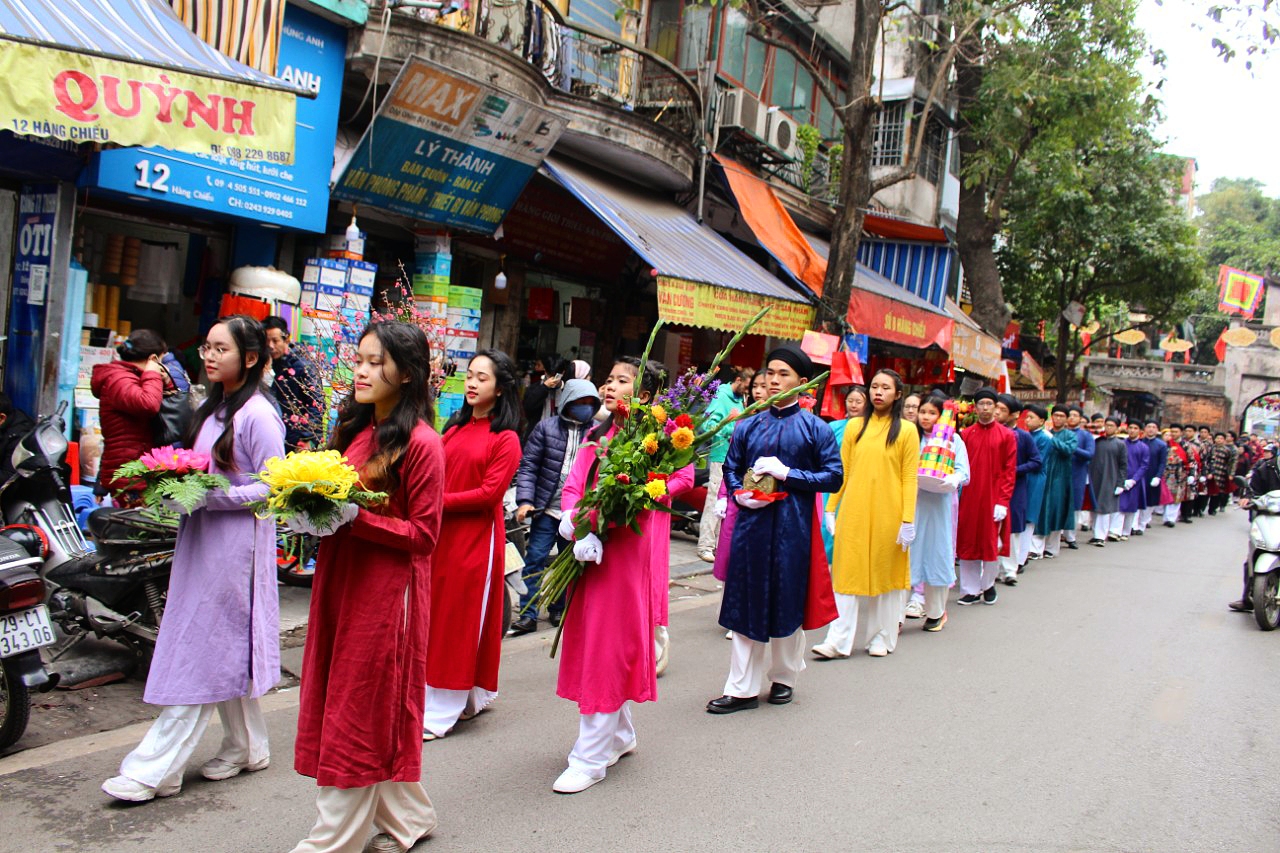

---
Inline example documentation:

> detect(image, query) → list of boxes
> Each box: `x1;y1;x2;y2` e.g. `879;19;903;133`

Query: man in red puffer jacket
90;330;170;503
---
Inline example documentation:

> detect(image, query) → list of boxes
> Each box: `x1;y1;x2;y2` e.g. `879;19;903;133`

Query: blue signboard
80;6;345;233
5;184;58;417
332;56;565;234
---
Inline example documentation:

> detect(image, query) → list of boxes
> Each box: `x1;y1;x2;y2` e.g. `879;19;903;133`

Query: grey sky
1137;0;1280;196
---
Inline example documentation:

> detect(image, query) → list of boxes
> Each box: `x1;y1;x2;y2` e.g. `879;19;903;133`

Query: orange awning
863;212;948;243
714;155;828;296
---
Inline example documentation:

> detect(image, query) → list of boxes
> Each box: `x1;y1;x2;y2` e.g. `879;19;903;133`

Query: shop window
872;100;906;167
769;49;796;114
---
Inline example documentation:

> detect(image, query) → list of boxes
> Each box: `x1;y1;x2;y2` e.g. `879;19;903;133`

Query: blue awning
542;157;810;306
0;0;309;95
856;238;955;310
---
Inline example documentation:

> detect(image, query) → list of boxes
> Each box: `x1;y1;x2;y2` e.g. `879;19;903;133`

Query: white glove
751;456;790;481
1114;485;1125;496
292;504;359;537
896;522;916;550
1200;476;1207;483
1150;477;1160;487
993;504;1008;523
936;473;964;493
1124;479;1136;490
160;494;206;514
713;497;728;519
558;513;576;541
824;511;836;535
735;493;769;510
572;532;603;564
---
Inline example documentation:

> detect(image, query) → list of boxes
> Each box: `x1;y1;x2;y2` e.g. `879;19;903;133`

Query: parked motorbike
277;527;318;588
2;402;175;662
501;488;531;635
0;528;58;749
1235;475;1280;631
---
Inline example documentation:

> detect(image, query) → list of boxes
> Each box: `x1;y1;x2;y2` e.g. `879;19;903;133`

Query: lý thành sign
331;56;566;235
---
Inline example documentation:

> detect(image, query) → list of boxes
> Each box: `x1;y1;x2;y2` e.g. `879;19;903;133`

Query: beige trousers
290;782;437;853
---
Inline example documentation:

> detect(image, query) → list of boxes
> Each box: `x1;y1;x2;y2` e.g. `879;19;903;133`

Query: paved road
1;510;1276;852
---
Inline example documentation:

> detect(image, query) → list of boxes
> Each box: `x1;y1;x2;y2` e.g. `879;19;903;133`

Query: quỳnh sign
0;42;297;161
331;56;565;234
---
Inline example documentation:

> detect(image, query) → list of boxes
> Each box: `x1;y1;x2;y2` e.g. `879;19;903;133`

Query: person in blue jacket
995;394;1040;584
1136;420;1168;534
507;378;600;636
1065;406;1095;549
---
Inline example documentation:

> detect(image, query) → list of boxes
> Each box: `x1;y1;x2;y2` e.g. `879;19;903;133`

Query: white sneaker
199;756;269;781
810;642;849;660
553;767;603;794
724;630;733;640
608;739;637;767
868;636;889;657
697;550;715;563
102;775;181;802
903;599;926;619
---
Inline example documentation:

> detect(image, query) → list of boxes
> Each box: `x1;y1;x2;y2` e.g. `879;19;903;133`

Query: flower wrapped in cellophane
252;450;386;533
114;447;231;513
532;307;829;654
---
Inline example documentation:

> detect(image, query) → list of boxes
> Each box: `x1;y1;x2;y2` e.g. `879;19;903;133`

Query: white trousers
1139;506;1155;530
567;703;635;779
923;584;948;620
1032;529;1062;557
1079;510;1092;530
957;559;998;596
290;782;437;853
821;591;906;655
724;630;805;697
1120;512;1137;537
1092;513;1111;541
1064;513;1078;543
698;462;724;554
1163;503;1181;523
1108;512;1124;536
999;526;1030;579
119;694;268;789
422;686;498;737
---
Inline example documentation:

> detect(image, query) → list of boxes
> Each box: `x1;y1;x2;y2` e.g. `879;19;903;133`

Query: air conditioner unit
765;111;801;162
719;88;768;144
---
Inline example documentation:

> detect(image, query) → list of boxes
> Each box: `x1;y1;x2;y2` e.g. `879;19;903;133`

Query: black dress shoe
1064;540;1079;550
706;695;759;714
767;683;793;705
1228;599;1254;613
548;613;562;628
506;616;537;637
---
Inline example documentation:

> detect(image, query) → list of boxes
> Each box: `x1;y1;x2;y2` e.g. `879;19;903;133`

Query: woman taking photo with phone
291;321;446;853
422;350;523;740
102;316;285;802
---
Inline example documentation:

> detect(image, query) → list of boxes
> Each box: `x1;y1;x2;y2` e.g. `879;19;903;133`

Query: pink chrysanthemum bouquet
115;446;231;513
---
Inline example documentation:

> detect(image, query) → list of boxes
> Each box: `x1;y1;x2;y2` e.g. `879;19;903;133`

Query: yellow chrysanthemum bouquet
252;450;386;532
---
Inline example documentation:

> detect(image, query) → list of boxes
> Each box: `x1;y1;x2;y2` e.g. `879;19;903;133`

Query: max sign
0;43;296;161
333;56;565;234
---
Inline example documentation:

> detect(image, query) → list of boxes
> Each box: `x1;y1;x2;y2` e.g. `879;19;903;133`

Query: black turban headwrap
973;386;998;403
765;344;814;380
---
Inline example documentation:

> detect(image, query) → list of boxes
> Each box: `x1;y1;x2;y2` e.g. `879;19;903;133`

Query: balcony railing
383;0;702;145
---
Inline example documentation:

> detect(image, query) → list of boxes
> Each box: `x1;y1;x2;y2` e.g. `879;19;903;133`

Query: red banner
847;290;953;351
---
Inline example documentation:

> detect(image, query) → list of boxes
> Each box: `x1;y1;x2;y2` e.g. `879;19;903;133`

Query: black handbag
154;389;193;447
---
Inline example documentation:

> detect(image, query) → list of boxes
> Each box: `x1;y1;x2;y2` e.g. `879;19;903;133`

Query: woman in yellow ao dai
815;369;919;658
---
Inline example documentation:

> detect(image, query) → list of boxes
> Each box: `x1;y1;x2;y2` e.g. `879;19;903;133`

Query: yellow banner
951;322;1004;378
0;42;296;162
657;277;814;340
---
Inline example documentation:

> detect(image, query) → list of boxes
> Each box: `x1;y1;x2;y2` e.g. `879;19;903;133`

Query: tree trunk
816;0;883;333
1055;312;1070;405
953;25;1010;337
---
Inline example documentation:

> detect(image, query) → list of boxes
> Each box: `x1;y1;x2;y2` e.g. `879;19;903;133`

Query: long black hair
856;368;906;448
588;356;665;444
443;349;522;435
917;391;950;434
330;322;435;495
184;315;268;471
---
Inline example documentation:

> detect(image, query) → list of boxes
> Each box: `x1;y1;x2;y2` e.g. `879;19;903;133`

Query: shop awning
806;232;953;351
542;156;815;340
0;0;307;161
947;298;1004;378
863;213;948;243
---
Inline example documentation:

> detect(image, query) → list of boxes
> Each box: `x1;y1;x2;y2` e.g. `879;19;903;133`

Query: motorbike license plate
0;606;56;658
